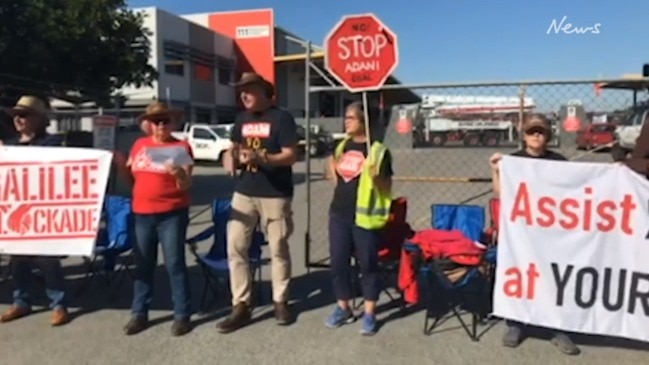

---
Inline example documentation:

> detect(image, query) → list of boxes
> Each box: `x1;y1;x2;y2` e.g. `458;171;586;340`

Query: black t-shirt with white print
329;140;393;222
231;107;299;198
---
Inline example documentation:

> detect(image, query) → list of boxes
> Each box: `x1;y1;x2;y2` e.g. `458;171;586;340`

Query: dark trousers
131;208;191;319
329;214;380;302
11;256;66;309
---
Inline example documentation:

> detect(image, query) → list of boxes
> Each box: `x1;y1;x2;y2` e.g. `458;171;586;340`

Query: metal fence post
518;84;526;150
304;41;312;273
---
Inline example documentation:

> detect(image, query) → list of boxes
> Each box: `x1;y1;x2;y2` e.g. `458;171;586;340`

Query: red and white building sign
0;147;112;256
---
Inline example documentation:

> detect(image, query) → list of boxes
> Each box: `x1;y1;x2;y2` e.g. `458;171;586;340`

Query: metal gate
297;40;648;269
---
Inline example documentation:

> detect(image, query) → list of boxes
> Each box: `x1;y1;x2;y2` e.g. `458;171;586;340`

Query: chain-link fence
303;76;648;268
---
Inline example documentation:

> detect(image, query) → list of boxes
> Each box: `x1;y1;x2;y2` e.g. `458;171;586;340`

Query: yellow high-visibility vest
334;138;392;230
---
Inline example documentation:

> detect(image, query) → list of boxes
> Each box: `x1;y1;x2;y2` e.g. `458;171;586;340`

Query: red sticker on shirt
336;150;365;182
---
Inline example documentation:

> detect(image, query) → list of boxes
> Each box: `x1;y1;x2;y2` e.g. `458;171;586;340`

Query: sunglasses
524;127;547;136
150;118;172;125
14;112;32;119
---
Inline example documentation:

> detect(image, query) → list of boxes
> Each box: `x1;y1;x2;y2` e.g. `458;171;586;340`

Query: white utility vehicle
171;123;233;162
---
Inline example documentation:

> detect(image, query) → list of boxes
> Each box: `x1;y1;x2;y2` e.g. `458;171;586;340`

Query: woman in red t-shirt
114;101;194;337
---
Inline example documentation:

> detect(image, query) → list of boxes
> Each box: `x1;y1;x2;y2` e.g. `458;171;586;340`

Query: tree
0;0;157;107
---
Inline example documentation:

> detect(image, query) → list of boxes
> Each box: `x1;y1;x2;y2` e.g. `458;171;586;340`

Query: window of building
217;66;231;85
217;57;234;85
194;63;213;81
165;60;185;76
190;49;215;82
163;40;188;76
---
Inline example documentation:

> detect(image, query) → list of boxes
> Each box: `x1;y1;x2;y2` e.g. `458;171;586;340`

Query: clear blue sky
129;0;647;110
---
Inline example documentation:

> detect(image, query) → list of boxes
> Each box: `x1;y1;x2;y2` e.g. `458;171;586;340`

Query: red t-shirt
129;136;193;214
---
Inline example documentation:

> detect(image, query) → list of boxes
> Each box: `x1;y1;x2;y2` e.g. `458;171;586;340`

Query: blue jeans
329;214;381;302
11;256;67;309
131;208;191;319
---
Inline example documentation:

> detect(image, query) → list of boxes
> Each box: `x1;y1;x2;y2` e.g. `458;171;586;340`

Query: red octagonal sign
324;13;399;93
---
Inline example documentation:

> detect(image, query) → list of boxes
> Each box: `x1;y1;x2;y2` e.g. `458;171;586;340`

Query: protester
0;95;70;326
489;113;580;356
217;72;298;333
324;101;393;335
114;101;194;337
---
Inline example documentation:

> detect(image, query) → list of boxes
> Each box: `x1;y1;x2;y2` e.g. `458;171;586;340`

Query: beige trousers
227;192;293;305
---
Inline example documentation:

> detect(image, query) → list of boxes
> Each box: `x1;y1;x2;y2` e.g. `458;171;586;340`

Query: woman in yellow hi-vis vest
324;101;393;336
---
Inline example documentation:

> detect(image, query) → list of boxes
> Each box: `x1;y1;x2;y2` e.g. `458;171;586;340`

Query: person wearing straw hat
0;95;70;327
113;101;194;337
216;72;299;334
489;114;580;356
323;101;393;336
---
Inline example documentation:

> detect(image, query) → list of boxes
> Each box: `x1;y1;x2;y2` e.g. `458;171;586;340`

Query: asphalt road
2;144;647;365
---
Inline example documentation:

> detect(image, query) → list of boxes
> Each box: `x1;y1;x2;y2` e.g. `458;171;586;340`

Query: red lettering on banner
0;160;103;240
503;263;540;300
241;122;271;138
510;182;636;235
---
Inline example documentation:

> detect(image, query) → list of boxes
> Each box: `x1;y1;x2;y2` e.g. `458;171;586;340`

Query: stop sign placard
324;13;399;93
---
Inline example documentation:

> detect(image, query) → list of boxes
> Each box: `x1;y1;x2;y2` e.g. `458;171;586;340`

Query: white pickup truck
171;123;233;162
611;105;648;161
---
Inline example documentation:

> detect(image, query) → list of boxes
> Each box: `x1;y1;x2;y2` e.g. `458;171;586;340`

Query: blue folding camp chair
404;204;492;341
76;195;135;296
187;198;267;311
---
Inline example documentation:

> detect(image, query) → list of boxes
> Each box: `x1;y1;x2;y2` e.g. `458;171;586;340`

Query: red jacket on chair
398;229;485;304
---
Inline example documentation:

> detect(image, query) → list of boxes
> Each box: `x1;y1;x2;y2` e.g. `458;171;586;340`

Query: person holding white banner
114;101;194;337
489;114;580;355
0;96;70;326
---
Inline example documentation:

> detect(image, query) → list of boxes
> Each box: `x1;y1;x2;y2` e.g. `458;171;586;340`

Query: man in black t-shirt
218;73;299;334
490;114;580;356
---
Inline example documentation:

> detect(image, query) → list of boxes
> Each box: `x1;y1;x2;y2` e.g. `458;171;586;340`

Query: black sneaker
216;303;252;334
551;332;580;355
123;315;148;336
171;318;192;337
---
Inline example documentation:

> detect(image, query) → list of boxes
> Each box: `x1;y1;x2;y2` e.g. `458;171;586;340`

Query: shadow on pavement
0;260;339;332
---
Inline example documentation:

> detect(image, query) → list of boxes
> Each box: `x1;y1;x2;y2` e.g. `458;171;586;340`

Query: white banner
0;146;112;256
493;156;649;343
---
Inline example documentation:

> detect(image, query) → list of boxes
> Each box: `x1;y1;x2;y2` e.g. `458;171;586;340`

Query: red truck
575;123;616;150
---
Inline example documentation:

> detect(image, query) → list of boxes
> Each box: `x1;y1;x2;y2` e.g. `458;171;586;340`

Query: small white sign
145;145;193;167
235;25;270;39
92;115;117;150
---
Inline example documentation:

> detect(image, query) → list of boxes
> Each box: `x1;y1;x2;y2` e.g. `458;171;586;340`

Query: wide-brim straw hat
4;95;48;116
231;72;275;97
137;101;182;122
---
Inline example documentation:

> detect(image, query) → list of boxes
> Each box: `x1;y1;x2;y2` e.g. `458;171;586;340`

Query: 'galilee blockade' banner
493;156;649;343
0;146;112;257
